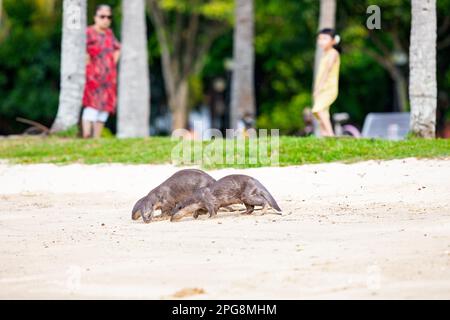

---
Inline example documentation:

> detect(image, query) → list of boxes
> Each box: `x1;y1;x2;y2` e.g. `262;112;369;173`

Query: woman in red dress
82;4;120;138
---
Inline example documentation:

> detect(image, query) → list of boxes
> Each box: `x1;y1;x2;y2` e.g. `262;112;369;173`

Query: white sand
0;158;449;299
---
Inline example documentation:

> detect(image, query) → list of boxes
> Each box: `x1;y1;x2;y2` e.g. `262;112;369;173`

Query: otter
131;169;215;223
170;174;282;221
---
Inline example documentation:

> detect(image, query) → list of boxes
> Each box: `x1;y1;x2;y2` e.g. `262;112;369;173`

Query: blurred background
0;0;449;137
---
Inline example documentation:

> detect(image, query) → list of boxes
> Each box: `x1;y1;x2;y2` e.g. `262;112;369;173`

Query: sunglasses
97;15;112;20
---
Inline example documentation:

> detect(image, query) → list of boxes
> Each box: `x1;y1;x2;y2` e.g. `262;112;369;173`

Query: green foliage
335;49;389;121
52;125;79;138
159;0;233;22
201;32;232;78
101;126;115;138
252;0;316;133
0;0;61;133
0;0;122;135
188;74;204;110
52;125;114;138
199;0;233;22
258;93;311;135
1;0;449;136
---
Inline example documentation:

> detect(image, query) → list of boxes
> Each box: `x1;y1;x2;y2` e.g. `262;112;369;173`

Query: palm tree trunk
409;0;437;138
117;0;151;138
51;0;87;132
230;0;256;130
312;0;336;137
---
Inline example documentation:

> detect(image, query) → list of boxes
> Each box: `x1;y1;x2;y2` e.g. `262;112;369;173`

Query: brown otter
131;169;215;223
170;174;282;221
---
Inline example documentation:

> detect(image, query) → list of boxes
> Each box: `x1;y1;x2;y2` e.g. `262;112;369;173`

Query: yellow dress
312;49;340;113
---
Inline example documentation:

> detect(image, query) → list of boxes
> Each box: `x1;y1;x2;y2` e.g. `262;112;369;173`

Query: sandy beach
0;158;449;299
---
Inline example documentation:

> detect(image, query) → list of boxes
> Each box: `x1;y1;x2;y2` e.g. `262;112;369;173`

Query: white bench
362;112;410;140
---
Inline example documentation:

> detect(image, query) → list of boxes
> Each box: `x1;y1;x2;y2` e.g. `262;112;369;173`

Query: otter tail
256;181;282;213
264;192;282;213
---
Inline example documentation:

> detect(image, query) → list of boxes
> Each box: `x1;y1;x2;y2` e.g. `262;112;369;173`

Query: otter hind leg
242;194;269;215
261;202;270;215
243;204;255;215
193;209;207;219
205;203;217;218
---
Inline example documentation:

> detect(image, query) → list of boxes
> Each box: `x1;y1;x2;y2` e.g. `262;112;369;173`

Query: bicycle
332;112;361;137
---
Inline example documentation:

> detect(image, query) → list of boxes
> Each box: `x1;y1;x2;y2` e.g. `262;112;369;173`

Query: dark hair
95;4;112;14
318;28;341;53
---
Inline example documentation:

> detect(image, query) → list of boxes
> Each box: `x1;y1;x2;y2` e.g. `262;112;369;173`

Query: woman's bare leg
318;111;334;137
82;121;93;138
318;120;327;137
93;122;105;138
313;111;330;137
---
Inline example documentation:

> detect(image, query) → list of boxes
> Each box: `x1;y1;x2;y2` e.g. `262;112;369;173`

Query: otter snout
131;196;148;221
131;210;141;220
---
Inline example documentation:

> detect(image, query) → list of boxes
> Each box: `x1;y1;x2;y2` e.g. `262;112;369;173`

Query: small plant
53;125;80;138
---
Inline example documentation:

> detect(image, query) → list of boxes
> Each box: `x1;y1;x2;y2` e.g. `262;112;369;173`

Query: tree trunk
230;0;256;130
147;0;227;132
313;0;336;82
312;0;336;137
171;80;189;131
117;0;151;138
51;0;87;132
409;0;437;138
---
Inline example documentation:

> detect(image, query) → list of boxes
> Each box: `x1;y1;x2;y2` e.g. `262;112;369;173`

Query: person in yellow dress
313;28;341;137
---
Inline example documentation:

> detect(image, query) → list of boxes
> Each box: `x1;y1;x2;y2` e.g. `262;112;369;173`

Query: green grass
0;136;449;169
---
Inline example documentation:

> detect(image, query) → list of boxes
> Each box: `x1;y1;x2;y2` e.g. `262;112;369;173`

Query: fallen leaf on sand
171;287;206;298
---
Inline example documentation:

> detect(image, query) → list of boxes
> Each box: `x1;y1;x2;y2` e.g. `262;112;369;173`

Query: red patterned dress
82;26;121;114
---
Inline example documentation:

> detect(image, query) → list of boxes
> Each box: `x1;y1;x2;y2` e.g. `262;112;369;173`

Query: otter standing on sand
131;169;215;223
171;174;282;221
